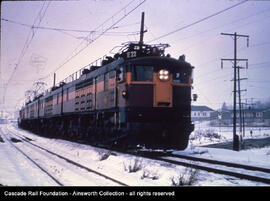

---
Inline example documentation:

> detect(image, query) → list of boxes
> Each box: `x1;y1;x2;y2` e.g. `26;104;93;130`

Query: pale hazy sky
1;0;270;113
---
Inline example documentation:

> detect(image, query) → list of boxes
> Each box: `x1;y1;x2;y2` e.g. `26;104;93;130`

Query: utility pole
221;32;249;151
237;66;247;141
242;101;246;138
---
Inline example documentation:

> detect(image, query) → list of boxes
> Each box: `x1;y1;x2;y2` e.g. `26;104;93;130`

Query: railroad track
134;150;270;185
0;128;63;186
4;124;270;185
1;127;128;186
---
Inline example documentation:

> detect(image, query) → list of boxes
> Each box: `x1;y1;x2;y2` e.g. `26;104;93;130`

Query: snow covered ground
185;121;270;169
0;122;270;186
189;121;270;147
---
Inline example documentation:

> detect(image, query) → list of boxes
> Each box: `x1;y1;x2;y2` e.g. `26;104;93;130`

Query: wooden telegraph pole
221;32;249;151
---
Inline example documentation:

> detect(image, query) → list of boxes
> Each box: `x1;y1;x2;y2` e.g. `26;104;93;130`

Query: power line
193;57;270;87
249;85;270;90
172;11;270;61
1;18;140;35
194;60;270;86
1;17;140;44
4;2;48;82
193;41;270;78
147;0;248;43
112;22;140;29
171;7;270;45
248;80;270;83
195;72;232;86
39;0;146;81
3;1;51;104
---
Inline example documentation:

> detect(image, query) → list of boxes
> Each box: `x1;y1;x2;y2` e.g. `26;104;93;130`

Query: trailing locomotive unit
19;13;195;150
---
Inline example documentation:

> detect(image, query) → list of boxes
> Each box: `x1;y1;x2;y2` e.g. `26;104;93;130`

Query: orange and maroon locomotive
19;13;195;150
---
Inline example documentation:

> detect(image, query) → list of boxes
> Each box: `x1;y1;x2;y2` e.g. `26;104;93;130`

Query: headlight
158;69;169;81
122;90;128;98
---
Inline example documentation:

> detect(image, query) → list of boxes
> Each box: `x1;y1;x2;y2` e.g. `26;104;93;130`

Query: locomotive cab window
173;70;189;84
131;66;153;82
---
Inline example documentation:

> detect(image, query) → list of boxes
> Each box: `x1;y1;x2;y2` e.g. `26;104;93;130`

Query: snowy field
189;121;270;147
0;122;270;186
185;121;270;169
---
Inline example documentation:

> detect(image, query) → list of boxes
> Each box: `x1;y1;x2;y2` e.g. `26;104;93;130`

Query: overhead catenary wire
1;0;146;112
194;61;270;88
167;8;270;66
171;6;270;92
171;7;270;45
192;41;270;80
38;0;146;81
3;1;51;104
176;12;270;56
147;0;248;43
1;18;140;35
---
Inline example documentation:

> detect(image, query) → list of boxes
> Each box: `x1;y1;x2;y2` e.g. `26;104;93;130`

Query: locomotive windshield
130;64;191;83
173;67;190;84
131;65;154;81
173;71;189;83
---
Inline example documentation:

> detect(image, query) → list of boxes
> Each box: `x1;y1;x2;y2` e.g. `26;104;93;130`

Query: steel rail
5;128;128;186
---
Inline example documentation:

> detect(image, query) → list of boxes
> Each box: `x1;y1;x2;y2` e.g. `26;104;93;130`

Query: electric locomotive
18;13;195;150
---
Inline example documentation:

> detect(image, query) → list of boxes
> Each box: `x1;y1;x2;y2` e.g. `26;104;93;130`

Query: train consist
19;14;195;150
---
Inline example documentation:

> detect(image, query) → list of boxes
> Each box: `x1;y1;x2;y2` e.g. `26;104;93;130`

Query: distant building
0;118;8;124
219;108;270;126
0;110;16;123
264;109;270;125
191;105;215;121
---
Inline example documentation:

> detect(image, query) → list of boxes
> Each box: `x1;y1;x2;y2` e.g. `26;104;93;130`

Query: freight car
18;13;195;150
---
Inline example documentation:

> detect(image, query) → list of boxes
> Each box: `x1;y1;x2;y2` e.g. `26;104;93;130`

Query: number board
126;51;137;58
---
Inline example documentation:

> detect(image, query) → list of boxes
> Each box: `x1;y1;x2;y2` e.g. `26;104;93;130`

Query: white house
191;105;215;121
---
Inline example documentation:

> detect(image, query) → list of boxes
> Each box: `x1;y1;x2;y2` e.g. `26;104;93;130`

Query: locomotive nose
153;70;172;107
